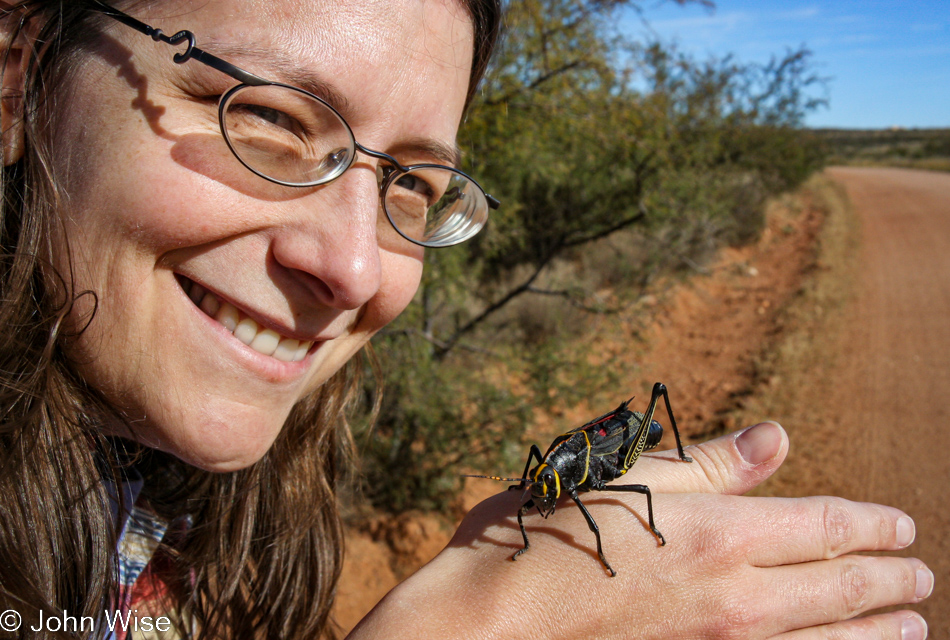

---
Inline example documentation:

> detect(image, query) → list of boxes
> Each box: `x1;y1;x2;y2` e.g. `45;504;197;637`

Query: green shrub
351;0;827;515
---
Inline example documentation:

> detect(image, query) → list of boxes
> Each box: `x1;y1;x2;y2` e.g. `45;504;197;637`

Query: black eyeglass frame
85;0;500;248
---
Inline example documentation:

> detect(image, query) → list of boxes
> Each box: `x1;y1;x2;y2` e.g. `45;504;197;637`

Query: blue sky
621;0;950;129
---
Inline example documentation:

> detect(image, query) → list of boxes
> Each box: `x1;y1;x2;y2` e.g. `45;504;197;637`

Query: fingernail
736;422;783;465
916;568;934;600
896;516;916;547
902;615;927;640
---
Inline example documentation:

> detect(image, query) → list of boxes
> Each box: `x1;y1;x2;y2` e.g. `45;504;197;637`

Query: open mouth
179;277;313;362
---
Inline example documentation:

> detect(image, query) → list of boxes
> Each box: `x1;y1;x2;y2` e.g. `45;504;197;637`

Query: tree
354;0;826;514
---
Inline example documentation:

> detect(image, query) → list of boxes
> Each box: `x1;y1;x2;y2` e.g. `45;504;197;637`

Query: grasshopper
467;382;692;576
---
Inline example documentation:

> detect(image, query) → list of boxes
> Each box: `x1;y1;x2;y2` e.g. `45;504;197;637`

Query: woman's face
50;0;474;471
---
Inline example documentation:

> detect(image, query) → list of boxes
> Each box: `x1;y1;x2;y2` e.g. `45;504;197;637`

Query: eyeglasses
86;1;499;248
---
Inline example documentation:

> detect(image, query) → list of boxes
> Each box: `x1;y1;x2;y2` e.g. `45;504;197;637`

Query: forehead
182;0;473;64
129;0;475;129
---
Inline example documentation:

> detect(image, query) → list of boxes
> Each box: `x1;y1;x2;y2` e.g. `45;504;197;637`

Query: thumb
621;421;789;495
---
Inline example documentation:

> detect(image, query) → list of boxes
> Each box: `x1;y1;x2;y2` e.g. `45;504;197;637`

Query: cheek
359;249;423;333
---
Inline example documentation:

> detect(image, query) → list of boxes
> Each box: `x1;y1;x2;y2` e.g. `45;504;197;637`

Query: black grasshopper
467;382;692;576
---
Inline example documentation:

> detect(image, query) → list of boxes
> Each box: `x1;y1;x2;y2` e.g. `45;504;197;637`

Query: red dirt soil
333;167;950;636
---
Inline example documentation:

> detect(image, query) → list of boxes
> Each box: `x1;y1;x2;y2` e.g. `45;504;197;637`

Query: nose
270;167;382;310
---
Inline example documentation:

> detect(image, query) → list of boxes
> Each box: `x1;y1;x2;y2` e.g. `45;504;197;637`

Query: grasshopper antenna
461;474;527;483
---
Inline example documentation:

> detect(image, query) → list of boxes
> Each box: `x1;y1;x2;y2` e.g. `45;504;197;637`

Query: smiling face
47;0;474;471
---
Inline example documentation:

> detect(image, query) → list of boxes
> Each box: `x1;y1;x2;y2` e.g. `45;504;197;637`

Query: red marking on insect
589;413;615;427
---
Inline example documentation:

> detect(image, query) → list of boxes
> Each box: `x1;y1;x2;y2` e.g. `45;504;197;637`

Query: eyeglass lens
219;84;489;248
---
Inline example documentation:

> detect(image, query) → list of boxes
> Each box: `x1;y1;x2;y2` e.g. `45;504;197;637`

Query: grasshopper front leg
601;483;665;545
511;498;535;561
508;444;545;492
570;491;616;577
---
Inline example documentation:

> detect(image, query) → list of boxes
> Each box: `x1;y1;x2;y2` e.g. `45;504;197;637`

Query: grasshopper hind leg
653;382;693;463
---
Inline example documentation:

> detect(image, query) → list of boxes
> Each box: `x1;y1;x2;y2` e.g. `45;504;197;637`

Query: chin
132;407;289;474
167;440;277;474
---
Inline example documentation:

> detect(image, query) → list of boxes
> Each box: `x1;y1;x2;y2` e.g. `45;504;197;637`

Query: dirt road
778;168;950;636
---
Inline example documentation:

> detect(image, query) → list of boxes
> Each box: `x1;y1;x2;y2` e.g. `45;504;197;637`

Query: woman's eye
394;173;434;200
238;104;297;130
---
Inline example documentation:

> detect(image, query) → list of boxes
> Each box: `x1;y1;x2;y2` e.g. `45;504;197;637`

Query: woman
0;0;931;638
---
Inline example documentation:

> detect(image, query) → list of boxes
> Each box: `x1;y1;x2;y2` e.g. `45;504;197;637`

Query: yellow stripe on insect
531;464;544;483
579;431;591;485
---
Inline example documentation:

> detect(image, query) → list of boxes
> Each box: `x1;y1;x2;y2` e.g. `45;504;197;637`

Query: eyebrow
196;43;353;114
380;137;460;169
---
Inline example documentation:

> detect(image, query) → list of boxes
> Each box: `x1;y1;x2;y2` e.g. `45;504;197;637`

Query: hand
347;423;933;639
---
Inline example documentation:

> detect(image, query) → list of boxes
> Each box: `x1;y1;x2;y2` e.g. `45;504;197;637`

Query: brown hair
0;0;501;638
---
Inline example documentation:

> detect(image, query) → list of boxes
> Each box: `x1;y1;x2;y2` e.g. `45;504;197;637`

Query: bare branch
482;60;586;107
434;248;559;358
563;210;646;249
379;327;501;358
525;286;626;314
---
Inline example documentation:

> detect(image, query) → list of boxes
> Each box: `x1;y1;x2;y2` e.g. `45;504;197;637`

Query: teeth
189;283;206;305
250;328;281;356
272;338;300;362
199;292;220;317
184;280;313;360
215;302;240;332
233;317;259;345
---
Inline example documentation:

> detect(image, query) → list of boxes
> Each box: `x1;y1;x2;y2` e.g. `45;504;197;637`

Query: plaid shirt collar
103;468;192;640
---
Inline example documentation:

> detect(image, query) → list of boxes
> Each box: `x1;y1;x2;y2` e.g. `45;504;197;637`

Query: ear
1;3;35;166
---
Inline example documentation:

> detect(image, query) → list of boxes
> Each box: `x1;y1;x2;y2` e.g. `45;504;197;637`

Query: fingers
451;489;933;640
773;612;928;640
623;421;789;495
758;555;933;635
745;496;916;566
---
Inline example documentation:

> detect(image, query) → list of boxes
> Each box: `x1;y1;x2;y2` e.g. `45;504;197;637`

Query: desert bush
351;0;827;515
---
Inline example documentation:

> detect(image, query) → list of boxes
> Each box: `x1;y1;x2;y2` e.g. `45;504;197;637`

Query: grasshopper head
529;464;560;516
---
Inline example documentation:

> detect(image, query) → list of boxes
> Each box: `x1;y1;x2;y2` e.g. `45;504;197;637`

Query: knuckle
691;446;734;494
878;510;893;548
837;562;871;617
821;498;855;557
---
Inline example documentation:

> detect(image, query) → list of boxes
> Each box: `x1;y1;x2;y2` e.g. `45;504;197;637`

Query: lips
181;278;313;362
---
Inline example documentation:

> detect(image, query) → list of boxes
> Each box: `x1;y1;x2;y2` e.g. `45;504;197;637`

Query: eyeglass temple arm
85;0;269;87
